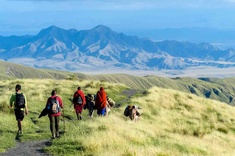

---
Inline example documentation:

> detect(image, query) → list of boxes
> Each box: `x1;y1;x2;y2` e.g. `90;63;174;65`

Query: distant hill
0;60;235;106
1;25;235;72
125;27;235;49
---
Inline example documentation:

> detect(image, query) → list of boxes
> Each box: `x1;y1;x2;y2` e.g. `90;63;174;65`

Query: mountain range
1;25;235;72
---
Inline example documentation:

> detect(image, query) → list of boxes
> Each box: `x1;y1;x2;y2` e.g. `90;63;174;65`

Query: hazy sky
1;0;235;35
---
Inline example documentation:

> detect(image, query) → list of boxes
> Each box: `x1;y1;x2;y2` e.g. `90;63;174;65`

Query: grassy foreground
0;79;127;154
1;79;235;155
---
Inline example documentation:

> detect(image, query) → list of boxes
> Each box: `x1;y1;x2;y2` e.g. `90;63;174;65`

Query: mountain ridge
0;25;235;71
0;60;235;106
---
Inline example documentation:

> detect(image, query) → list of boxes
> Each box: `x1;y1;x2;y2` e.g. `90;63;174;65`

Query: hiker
95;87;107;116
10;84;28;134
124;105;143;122
106;96;115;114
84;94;95;117
107;96;115;107
45;90;63;139
73;86;86;120
105;96;115;115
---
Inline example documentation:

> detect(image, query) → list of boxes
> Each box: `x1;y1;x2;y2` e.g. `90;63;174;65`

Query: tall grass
1;79;235;155
0;79;127;153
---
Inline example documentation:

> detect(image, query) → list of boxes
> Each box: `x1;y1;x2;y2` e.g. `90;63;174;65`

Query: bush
217;127;228;134
0;101;11;113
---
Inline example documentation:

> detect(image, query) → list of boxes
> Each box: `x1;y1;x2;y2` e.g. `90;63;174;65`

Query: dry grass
46;86;235;156
1;79;235;155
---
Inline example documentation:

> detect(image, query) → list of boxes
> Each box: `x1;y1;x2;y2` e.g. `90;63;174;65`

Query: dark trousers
49;116;60;136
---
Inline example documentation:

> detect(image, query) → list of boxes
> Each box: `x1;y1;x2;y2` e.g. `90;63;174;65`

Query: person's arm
24;94;28;115
45;98;49;108
9;94;15;109
82;92;86;105
103;91;107;108
73;92;77;104
58;97;63;108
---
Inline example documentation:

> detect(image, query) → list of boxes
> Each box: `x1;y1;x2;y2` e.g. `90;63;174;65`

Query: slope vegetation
82;74;235;105
1;79;235;155
0;60;235;106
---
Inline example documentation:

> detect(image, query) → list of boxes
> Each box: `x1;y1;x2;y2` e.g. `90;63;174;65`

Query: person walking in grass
73;86;86;120
46;90;63;139
10;84;28;134
84;94;95;117
95;87;107;116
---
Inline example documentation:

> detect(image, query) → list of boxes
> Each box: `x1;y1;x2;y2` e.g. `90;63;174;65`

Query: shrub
0;101;11;113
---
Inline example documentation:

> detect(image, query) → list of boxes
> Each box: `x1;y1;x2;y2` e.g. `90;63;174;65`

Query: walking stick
63;107;65;133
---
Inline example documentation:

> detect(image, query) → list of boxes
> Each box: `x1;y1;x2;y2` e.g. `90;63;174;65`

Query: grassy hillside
83;74;235;105
0;79;127;153
1;60;235;106
1;79;235;155
0;60;66;79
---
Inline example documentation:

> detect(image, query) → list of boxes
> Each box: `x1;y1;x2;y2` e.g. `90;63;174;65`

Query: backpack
47;96;60;114
124;105;132;116
74;94;83;105
107;97;115;107
15;93;25;108
86;94;94;102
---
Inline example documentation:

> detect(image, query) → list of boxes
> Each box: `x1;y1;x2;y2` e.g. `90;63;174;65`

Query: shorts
14;109;24;121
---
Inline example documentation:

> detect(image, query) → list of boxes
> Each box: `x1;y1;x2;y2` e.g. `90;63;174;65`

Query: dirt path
0;139;51;156
0;89;138;156
122;89;138;98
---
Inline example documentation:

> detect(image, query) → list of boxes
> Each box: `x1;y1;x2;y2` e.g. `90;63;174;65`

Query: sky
1;0;235;36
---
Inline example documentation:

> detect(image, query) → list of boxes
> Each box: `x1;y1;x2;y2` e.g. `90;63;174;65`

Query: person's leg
55;116;60;137
101;107;106;116
78;113;82;120
105;105;110;116
89;108;94;117
17;119;22;133
74;105;81;120
15;109;24;133
129;109;137;121
133;109;137;122
97;108;106;116
97;109;101;116
76;105;83;120
76;112;79;119
49;116;55;139
89;102;94;117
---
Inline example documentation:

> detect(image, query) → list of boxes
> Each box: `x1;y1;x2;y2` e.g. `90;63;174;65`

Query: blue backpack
47;96;60;114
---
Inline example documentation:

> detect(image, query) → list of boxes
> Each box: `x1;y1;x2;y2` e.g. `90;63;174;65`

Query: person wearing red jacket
45;90;63;139
95;87;107;116
73;86;86;120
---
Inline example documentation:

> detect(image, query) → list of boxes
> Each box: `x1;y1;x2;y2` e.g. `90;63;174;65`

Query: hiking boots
51;135;55;139
56;131;60;138
77;114;82;120
51;132;60;139
17;130;23;135
51;132;56;139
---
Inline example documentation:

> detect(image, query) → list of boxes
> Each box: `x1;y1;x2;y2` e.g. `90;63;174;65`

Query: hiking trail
0;139;51;156
0;89;137;156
